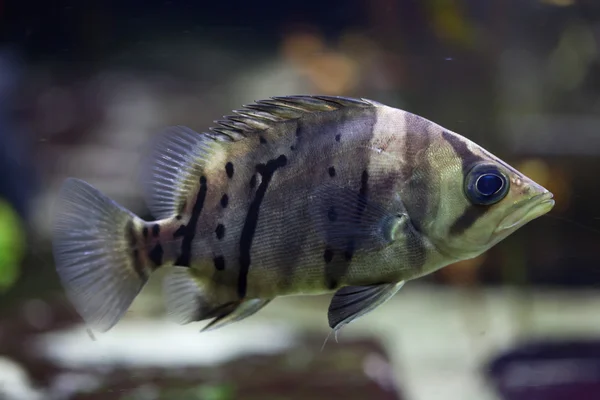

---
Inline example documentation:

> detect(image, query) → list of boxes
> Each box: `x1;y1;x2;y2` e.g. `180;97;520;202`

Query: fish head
401;127;554;262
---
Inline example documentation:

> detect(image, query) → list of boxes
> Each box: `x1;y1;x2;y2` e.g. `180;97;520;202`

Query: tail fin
51;178;149;332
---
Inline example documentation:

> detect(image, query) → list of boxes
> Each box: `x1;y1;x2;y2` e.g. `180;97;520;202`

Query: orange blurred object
437;254;487;286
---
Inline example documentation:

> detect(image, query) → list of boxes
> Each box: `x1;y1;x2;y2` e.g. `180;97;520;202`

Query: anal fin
163;266;211;324
328;281;405;331
162;267;270;331
202;298;272;332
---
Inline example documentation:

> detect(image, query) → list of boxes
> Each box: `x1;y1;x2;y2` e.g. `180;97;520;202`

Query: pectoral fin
328;281;405;330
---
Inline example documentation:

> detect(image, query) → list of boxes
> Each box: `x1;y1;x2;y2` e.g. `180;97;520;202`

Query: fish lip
495;191;555;232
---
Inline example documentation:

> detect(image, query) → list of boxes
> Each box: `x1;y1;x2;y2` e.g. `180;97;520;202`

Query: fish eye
464;164;509;206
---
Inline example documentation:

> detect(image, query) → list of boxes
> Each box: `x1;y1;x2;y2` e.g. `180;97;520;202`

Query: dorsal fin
208;95;378;142
141;95;379;219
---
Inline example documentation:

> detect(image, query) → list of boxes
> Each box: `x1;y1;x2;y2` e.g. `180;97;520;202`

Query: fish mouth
495;191;555;232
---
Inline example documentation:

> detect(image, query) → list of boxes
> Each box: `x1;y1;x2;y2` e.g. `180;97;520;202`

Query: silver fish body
51;95;554;333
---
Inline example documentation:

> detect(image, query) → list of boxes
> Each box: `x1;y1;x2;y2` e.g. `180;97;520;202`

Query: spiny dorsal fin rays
141;95;379;220
207;95;378;142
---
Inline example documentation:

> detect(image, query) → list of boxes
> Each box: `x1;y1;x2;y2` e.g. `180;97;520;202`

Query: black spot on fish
327;206;337;222
151;223;160;238
293;121;305;150
173;224;186;237
225;162;234;179
148;243;164;267
176;215;182;220
259;136;267;144
238;154;288;298
215;224;225;240
142;226;148;238
328;166;336;177
323;247;334;263
249;174;257;189
213;256;225;271
173;176;208;267
220;194;229;208
335;134;341;142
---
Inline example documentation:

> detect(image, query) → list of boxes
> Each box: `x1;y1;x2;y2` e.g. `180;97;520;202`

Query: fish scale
51;95;554;334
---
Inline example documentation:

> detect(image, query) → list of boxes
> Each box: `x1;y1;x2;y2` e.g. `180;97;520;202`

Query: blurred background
1;0;600;399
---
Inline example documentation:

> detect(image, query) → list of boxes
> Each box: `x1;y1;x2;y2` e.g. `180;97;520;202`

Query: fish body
51;95;554;333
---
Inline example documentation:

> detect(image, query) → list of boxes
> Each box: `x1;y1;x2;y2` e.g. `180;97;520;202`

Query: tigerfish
51;95;555;333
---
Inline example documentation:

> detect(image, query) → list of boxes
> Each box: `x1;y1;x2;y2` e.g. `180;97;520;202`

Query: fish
51;95;555;334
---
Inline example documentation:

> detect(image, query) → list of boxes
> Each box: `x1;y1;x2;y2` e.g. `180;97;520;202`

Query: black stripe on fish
324;169;369;290
403;220;428;269
323;249;337;289
173;176;208;267
348;170;369;260
327;206;338;222
442;131;485;174
358;170;368;207
125;220;147;280
148;243;164;267
238;154;288;298
401;113;433;230
345;169;369;260
324;247;334;263
285;105;379;292
442;131;489;235
449;206;487;235
151;223;160;238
